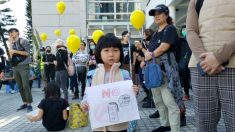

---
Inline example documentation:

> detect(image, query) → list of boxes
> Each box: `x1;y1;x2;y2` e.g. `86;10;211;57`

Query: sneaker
42;87;45;91
151;126;171;132
183;95;190;101
142;99;155;108
10;90;15;94
72;95;79;100
149;111;160;118
17;104;27;111
27;105;33;113
180;114;187;127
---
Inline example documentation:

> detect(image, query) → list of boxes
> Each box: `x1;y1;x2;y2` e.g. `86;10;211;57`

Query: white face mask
90;45;95;50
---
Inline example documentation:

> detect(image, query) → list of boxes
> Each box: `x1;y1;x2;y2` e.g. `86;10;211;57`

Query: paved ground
0;83;226;132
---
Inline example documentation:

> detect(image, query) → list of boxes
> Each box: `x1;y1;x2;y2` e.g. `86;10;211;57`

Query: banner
86;80;140;129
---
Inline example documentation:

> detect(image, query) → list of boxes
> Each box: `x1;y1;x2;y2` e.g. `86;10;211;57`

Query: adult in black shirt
136;4;186;131
54;39;69;101
43;46;56;85
121;31;137;84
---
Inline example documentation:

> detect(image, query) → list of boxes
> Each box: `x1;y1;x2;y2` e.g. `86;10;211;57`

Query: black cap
149;4;169;16
8;28;19;33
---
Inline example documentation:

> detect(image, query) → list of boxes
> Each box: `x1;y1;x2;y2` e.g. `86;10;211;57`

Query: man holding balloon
121;31;137;84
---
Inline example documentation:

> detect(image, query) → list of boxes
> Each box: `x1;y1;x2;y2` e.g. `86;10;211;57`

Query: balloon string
139;30;146;49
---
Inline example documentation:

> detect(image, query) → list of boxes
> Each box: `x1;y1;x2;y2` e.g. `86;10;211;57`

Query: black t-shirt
148;25;178;52
38;98;69;131
42;53;56;67
56;50;68;71
122;43;137;64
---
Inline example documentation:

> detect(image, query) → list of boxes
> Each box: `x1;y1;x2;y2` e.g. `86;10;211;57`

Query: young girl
27;81;69;131
81;34;139;132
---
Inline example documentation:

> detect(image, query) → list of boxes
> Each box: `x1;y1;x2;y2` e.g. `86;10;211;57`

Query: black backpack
175;38;192;73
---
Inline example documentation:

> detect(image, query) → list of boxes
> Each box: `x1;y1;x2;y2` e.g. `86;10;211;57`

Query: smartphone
197;63;206;76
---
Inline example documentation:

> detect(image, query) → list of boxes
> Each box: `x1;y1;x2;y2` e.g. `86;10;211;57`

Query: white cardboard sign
86;80;140;129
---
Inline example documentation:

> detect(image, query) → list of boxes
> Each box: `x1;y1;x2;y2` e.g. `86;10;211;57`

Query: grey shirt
12;38;31;65
72;50;89;67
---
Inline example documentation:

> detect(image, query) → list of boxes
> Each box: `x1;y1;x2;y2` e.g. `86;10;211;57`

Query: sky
0;0;26;56
0;0;26;37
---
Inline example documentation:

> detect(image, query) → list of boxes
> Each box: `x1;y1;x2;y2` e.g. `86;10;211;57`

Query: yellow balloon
92;30;105;44
69;29;76;35
67;35;81;54
40;33;47;42
130;10;145;30
54;29;61;37
57;1;66;15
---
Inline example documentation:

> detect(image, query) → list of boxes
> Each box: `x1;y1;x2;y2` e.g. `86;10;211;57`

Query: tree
24;0;33;56
0;8;17;41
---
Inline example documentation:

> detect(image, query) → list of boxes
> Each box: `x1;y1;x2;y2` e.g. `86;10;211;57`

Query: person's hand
76;60;80;64
211;66;225;75
81;102;89;112
9;49;16;56
140;61;146;68
27;115;33;122
88;60;92;65
132;85;140;95
8;37;14;44
144;51;152;61
92;60;96;65
199;52;224;75
0;72;4;80
135;41;142;50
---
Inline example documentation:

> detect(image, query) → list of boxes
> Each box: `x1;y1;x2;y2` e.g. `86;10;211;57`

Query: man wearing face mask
42;46;56;86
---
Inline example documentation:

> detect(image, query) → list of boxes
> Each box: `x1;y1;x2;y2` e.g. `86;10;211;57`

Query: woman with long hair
136;4;185;132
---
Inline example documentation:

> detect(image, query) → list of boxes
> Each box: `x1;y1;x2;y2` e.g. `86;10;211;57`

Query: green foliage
24;0;33;57
0;8;17;39
32;29;43;62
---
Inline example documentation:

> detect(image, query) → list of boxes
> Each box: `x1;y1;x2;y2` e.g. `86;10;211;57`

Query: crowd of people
0;1;234;132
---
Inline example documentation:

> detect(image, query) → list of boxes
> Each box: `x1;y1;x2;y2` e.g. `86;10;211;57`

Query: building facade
32;0;86;47
32;0;147;47
86;0;146;39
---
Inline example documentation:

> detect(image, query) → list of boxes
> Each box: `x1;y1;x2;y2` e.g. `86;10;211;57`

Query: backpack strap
15;38;25;51
195;0;204;16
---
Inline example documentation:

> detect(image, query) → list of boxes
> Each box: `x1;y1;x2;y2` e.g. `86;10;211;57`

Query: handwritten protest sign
86;80;140;129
